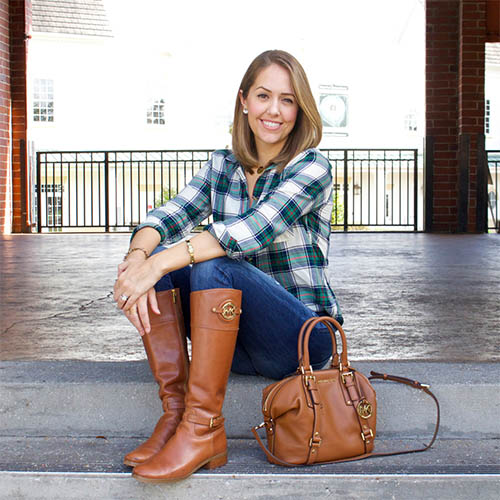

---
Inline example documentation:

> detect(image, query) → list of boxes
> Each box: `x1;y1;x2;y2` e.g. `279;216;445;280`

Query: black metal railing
323;149;419;231
35;148;421;233
487;150;500;232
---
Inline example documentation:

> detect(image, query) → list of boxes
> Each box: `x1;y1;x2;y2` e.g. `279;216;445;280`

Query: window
485;99;491;135
47;195;62;226
33;79;54;122
34;184;62;227
147;98;165;125
404;109;417;132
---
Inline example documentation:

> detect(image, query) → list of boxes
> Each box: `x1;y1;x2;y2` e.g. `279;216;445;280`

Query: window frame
33;78;55;123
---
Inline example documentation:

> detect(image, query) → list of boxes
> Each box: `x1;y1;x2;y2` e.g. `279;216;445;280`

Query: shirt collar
224;151;278;176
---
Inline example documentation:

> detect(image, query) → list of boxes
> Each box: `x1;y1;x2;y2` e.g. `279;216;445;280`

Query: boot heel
204;453;227;470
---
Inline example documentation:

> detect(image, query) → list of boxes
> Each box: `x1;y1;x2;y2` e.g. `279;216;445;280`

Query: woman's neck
255;141;283;168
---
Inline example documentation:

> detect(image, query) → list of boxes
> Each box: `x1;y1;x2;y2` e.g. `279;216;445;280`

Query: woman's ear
239;89;247;109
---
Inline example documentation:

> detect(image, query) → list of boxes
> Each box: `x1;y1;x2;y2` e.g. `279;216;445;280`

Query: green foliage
155;187;178;208
331;192;344;225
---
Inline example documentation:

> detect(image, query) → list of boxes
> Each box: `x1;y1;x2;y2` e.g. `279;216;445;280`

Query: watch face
320;94;348;128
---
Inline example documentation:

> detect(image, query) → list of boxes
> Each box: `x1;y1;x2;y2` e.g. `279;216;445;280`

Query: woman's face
240;63;299;163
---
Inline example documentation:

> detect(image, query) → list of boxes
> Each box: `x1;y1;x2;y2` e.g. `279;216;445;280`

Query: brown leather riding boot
132;288;242;483
123;289;189;467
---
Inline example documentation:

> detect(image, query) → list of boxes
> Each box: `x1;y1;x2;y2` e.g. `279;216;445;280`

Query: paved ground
0;232;499;361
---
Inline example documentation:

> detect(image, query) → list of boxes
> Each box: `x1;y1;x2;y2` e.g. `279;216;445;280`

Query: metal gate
36;148;421;233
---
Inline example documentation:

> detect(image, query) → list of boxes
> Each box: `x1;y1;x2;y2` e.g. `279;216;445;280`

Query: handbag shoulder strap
252;370;440;467
367;370;441;457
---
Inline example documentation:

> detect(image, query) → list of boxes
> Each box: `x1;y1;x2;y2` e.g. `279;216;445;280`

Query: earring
243;108;248;115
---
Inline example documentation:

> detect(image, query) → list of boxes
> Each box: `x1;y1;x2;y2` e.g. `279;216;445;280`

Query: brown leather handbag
252;316;440;466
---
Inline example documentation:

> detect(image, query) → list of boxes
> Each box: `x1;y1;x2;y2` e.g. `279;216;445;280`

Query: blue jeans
153;250;334;380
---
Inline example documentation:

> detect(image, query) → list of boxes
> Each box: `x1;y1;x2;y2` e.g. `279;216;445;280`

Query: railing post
343;149;348;232
104;151;110;232
414;149;418;232
476;134;487;233
36;152;42;233
19;139;30;232
424;136;434;233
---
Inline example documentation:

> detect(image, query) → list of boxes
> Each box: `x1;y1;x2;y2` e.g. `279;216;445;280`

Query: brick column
9;0;31;233
458;0;487;232
425;0;487;233
0;0;10;234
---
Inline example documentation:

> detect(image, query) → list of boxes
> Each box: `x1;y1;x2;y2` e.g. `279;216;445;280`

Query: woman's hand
123;288;160;336
114;253;163;313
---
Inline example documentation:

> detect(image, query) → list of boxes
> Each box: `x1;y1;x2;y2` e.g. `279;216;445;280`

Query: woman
113;50;343;483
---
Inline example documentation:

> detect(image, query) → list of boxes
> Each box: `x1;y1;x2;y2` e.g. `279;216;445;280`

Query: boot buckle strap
186;412;224;428
209;415;224;428
211;300;242;321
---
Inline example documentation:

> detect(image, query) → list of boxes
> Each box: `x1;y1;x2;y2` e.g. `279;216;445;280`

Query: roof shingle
486;43;500;66
32;0;112;38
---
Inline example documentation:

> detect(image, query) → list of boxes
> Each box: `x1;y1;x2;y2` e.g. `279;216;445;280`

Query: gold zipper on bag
263;377;294;412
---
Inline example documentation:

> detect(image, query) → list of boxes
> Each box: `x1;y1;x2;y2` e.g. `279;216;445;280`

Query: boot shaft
142;289;189;407
186;288;242;417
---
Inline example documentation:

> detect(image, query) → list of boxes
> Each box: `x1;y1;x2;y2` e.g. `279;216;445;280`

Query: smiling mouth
261;120;281;130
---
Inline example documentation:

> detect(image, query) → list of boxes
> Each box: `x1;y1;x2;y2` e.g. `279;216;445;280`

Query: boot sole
132;452;228;483
123;459;142;467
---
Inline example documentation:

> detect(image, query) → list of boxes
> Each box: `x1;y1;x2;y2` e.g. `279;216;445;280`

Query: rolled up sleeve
132;162;212;244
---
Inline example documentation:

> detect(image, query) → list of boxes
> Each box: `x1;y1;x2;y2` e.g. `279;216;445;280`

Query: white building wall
485;63;500;151
29;0;428;154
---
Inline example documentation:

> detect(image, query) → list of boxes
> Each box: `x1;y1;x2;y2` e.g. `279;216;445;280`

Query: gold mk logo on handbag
356;400;373;419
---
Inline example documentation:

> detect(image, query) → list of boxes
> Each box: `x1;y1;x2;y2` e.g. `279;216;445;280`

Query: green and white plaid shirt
134;148;342;321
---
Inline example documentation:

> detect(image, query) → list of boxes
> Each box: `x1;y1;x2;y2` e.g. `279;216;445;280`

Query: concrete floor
0;232;499;362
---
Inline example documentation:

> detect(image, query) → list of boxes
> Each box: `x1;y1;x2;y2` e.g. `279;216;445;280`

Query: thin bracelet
124;247;149;260
185;239;195;265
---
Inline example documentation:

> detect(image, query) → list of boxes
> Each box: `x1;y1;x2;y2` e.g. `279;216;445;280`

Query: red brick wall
0;0;10;233
9;0;31;233
458;0;486;231
426;0;487;232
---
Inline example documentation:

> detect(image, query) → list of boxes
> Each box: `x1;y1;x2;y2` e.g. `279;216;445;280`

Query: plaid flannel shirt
133;148;342;321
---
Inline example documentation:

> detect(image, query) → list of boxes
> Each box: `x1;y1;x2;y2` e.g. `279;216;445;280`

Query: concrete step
0;438;499;499
1;361;498;440
1;360;499;498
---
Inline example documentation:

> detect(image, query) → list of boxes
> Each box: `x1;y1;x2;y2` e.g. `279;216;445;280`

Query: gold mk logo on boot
212;300;242;321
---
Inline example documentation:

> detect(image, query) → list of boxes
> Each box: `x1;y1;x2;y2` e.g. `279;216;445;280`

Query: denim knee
190;256;236;291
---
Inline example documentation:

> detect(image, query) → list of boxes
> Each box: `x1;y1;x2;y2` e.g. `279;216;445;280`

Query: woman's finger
113;275;126;303
122;293;139;312
117;260;129;274
137;295;151;335
148;288;160;316
125;305;145;336
114;282;132;308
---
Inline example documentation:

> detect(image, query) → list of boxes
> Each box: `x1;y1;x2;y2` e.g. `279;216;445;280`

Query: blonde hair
232;50;322;173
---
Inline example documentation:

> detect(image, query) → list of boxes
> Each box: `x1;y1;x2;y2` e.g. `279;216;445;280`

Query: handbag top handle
297;316;341;368
298;316;348;372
